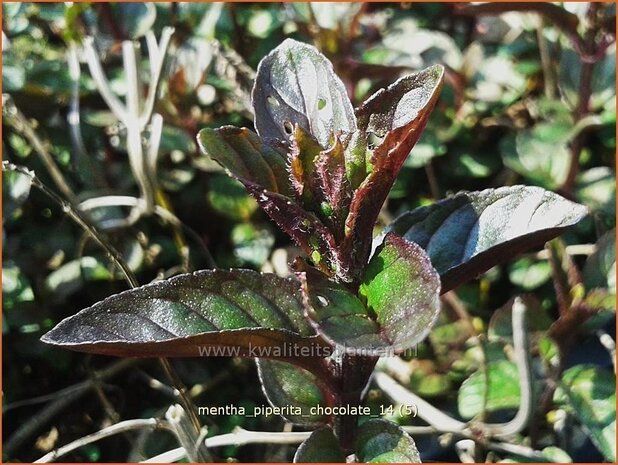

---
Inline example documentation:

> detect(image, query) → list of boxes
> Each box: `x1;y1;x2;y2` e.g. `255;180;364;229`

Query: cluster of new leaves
42;39;588;462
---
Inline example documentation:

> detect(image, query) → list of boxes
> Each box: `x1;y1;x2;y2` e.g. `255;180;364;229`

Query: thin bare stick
140;27;175;128
78;195;216;268
373;371;468;433
142;428;312;463
534;243;596;260
2;95;78;206
34;418;166;463
165;405;212;462
66;44;88;163
4;359;137;457
2;162;138;288
83;37;129;124
482;297;533;437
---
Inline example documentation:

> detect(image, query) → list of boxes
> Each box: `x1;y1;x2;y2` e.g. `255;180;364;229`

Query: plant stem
4;359;137;458
331;354;378;453
2;162;139;287
562;3;600;194
34;418;165;463
2;96;79;206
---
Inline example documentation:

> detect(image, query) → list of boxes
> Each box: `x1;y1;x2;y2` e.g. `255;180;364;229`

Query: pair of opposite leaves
42;39;587;370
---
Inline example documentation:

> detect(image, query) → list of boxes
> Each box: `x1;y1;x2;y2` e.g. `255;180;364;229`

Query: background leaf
554;365;616;461
458;360;521;419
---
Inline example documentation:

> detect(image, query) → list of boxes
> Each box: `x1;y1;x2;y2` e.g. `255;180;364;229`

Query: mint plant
42;39;588;462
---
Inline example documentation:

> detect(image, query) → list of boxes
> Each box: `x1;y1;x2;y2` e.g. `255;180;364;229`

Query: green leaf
355;419;421;463
576;167;616;220
584;229;616;293
488;296;552;341
207;175;258;222
2;169;32;219
359;234;441;351
458;360;521;419
508;257;552;290
231;224;274;268
554;365;616;461
294;426;345;463
198;126;292;196
257;359;330;426
45;256;113;297
299;234;440;354
500;125;571;190
385;186;588;293
252;38;356;148
41;270;328;371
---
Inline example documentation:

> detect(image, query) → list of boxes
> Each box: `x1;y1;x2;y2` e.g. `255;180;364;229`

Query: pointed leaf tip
386;185;589;293
252;39;356;147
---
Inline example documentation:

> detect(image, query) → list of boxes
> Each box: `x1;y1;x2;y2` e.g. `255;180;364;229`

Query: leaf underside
355;419;421;463
257;359;331;426
41;270;329;364
294;426;346;463
299;234;440;354
385;185;588;293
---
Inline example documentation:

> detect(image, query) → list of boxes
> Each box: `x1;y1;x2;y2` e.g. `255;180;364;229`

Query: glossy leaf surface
294;426;345;463
386;186;588;293
257;359;331;426
252;38;356;147
197;126;292;196
355;419;421;463
41;270;328;365
342;65;444;274
300;234;440;353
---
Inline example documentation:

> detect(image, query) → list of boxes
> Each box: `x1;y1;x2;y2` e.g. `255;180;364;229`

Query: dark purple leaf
386;186;589;293
41;270;330;373
252;38;356;147
340;65;445;277
197;126;292;196
242;181;342;278
257;359;334;426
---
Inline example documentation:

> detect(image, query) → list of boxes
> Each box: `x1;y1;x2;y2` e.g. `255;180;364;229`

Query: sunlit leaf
198;126;292;196
342;65;444;275
252;38;356;147
41;270;329;373
299;234;440;353
386;186;588;293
